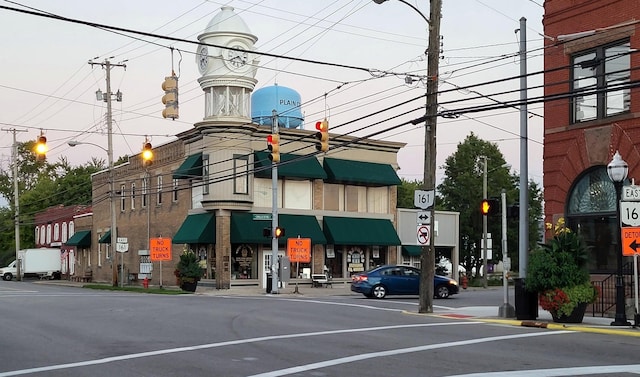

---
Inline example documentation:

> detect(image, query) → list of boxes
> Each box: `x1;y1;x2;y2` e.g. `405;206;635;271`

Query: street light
374;0;442;315
68;139;118;287
607;150;630;326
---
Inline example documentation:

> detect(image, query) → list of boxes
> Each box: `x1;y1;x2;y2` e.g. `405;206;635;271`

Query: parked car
350;264;459;299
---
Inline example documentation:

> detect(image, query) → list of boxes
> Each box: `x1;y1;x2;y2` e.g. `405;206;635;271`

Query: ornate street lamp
607;150;630;326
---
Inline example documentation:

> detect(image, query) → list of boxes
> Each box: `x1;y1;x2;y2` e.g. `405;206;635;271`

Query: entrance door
262;249;285;288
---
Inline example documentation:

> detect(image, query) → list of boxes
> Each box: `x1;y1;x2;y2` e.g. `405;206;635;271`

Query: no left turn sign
417;225;430;245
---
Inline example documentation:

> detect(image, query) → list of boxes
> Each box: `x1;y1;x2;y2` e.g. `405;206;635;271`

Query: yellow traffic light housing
161;74;179;120
267;134;280;163
142;141;153;167
34;134;47;161
315;119;329;152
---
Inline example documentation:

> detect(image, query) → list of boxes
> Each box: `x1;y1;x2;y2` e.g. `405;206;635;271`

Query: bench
73;270;92;283
311;273;332;288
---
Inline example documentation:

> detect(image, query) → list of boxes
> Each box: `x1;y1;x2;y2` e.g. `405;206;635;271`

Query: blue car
350;264;459;299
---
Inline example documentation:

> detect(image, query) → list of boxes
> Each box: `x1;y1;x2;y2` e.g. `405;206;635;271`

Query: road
0;281;638;376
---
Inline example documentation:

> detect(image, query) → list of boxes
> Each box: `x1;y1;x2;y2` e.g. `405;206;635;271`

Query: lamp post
607;150;630;326
374;0;441;315
69;140;118;287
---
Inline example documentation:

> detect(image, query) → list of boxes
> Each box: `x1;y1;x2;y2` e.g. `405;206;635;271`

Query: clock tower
196;6;259;122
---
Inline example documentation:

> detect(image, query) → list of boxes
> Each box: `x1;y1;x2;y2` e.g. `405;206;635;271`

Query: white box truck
0;248;62;281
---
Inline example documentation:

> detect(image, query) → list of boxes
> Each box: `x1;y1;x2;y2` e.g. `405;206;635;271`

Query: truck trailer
0;248;62;281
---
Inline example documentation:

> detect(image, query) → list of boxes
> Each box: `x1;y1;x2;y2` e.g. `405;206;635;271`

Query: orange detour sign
621;227;640;256
287;238;311;263
150;237;172;261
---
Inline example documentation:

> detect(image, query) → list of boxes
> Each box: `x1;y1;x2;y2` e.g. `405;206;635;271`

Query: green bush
176;251;202;283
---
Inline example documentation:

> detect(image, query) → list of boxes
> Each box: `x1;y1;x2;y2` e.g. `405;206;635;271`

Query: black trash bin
266;273;272;293
514;278;538;320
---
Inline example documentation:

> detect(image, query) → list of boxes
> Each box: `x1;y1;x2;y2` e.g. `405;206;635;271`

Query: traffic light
263;227;271;237
161;74;179;120
274;226;285;238
508;203;519;219
142;141;153;167
267;134;280;163
480;198;500;216
315;119;329;152
34;134;47;161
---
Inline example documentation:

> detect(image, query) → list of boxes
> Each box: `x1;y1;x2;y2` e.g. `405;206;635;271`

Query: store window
572;40;630;123
232;244;256;279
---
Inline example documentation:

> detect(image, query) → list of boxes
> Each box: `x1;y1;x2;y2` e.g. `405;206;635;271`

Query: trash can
266;274;273;294
514;278;538;320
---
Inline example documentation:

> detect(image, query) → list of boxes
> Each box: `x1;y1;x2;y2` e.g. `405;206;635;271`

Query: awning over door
254;152;327;179
65;230;91;247
173;153;203;179
323;158;401;186
231;212;327;245
98;230;111;244
172;212;216;244
323;216;401;246
402;245;422;256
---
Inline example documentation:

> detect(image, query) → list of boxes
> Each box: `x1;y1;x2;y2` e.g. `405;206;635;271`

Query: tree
437;133;542;278
397;178;422;208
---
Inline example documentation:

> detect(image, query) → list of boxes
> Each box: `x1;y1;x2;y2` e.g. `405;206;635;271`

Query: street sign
117;237;128;244
623;185;640;201
252;214;272;221
414;190;435;209
417;225;430;245
287;238;311;263
416;211;431;224
621;227;640;256
116;243;129;253
150;237;172;261
621;202;640;226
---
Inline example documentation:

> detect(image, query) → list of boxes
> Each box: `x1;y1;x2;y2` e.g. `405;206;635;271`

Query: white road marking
445;365;640;376
0;322;480;376
246;331;573;377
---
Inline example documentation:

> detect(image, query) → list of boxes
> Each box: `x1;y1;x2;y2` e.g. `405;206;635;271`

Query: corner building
543;0;640;274
88;6;405;289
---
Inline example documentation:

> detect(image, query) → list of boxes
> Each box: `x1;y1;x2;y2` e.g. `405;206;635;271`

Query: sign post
287;237;311;294
620;187;640;325
150;237;172;288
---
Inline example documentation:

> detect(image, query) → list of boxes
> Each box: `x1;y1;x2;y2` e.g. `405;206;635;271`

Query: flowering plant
526;218;597;320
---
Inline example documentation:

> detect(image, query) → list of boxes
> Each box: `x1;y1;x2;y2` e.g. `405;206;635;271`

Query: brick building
543;0;640;273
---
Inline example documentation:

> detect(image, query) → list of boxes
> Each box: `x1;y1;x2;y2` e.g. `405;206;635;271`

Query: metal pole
482;156;488;288
270;110;279;294
518;17;529;278
499;189;515;317
612;180;630;325
103;60;119;288
4;128;28;281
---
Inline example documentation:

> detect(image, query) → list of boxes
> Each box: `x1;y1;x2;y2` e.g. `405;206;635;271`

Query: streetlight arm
373;0;430;25
68;140;108;153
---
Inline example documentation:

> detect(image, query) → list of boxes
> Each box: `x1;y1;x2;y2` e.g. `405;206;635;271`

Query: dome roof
203;6;255;40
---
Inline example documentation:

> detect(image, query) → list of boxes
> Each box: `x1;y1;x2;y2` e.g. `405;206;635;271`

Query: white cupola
196;6;260;121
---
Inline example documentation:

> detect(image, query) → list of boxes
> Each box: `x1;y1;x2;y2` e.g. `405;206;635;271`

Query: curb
478;318;640;337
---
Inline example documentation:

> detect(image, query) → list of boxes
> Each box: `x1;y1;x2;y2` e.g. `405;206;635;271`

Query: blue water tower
251;84;304;129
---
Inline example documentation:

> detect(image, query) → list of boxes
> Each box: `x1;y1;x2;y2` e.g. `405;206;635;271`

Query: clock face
197;46;209;73
227;46;248;69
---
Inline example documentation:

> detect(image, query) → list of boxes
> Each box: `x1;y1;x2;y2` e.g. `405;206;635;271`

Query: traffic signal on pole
274;227;285;238
507;203;519;219
142;141;153;167
315;119;329;152
267;134;280;163
161;74;179;120
34;134;47;161
480;198;500;216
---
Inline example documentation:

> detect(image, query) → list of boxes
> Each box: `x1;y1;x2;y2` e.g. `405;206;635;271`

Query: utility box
279;256;290;283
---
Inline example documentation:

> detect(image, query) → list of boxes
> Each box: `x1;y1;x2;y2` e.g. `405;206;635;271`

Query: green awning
173;153;203;179
254;152;327;179
172;212;216;244
65;230;91;247
402;245;422;256
98;230;111;244
323;158;401;186
231;212;327;245
323;216;401;246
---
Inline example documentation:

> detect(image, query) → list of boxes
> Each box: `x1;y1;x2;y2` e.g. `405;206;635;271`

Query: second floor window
157;175;163;205
572;40;630;123
120;184;126;212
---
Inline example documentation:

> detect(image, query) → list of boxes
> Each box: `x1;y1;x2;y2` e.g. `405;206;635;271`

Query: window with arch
566;166;622;273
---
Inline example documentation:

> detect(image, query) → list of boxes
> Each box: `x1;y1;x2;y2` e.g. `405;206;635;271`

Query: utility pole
270;110;280;294
2;128;28;281
481;155;488;289
418;0;442;314
89;58;125;287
